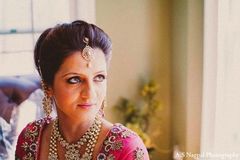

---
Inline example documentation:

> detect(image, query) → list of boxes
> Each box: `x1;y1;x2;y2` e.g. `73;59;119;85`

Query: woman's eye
67;77;82;84
94;75;106;82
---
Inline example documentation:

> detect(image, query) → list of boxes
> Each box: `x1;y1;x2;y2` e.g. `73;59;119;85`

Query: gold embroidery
107;154;115;160
100;124;145;159
21;142;29;151
121;130;132;138
23;152;34;160
29;143;38;152
20;118;47;160
104;135;123;152
134;147;144;160
111;141;123;150
24;126;38;141
97;153;107;160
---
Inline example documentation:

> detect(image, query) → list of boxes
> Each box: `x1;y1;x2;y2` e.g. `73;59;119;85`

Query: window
201;0;240;156
0;0;71;76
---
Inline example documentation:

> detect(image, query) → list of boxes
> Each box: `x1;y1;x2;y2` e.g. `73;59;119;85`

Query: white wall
172;0;203;158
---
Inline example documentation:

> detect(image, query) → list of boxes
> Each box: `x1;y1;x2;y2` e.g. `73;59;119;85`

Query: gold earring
41;80;52;121
99;99;106;117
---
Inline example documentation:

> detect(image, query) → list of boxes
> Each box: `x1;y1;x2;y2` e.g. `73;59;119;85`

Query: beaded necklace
48;117;102;160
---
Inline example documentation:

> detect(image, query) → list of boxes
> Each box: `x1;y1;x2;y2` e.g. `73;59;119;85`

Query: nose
80;81;94;100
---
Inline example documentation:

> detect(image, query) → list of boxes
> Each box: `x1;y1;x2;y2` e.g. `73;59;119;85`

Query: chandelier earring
38;61;52;123
41;80;53;122
99;99;106;117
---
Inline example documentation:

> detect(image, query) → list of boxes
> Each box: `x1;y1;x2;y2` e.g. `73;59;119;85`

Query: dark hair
34;20;112;87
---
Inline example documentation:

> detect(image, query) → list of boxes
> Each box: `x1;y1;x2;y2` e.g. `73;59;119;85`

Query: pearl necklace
48;117;102;160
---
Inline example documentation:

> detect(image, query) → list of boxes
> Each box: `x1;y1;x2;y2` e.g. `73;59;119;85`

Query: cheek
52;83;77;104
96;82;107;101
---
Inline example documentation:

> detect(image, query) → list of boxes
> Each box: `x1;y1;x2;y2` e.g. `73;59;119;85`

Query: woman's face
49;49;107;121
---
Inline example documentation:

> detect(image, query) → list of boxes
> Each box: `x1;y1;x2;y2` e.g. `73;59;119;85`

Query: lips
77;103;95;109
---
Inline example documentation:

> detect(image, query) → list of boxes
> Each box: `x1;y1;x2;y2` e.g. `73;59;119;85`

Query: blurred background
0;0;240;160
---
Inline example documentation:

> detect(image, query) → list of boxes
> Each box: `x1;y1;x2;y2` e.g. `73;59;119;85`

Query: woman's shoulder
15;117;50;159
109;123;138;139
17;117;49;140
98;123;149;160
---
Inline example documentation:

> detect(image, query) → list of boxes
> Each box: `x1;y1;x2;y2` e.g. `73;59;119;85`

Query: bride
15;20;149;160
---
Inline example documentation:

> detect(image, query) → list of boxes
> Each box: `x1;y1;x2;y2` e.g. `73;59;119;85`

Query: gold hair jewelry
48;116;102;160
82;37;94;67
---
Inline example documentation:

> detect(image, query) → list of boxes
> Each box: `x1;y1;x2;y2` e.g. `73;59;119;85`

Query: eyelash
66;74;106;84
94;74;106;82
67;76;82;84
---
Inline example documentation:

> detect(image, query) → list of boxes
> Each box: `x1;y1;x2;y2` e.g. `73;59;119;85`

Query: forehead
57;49;107;75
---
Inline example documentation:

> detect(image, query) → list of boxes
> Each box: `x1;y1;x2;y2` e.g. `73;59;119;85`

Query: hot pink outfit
15;118;149;160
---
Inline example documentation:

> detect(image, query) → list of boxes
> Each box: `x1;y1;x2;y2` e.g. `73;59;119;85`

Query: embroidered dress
15;118;149;160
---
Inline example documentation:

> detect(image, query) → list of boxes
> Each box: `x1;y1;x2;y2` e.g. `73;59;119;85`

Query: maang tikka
82;37;94;67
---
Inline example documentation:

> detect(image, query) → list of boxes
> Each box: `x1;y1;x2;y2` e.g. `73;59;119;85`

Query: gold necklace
48;116;102;160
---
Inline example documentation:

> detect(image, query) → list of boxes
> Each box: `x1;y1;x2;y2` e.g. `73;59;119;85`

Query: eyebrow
62;70;107;78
